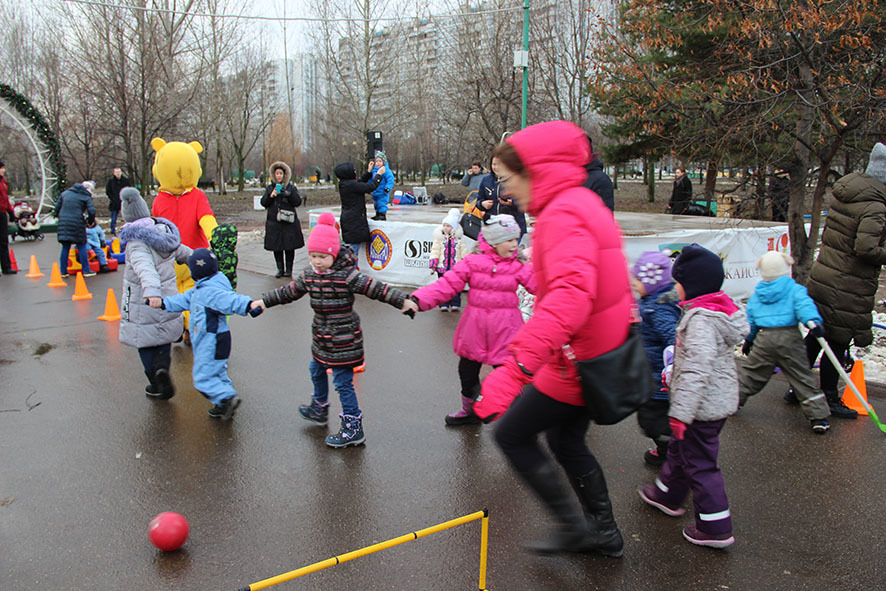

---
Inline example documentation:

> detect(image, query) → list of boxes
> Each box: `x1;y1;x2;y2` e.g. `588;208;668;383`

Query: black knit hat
671;244;724;300
188;248;219;281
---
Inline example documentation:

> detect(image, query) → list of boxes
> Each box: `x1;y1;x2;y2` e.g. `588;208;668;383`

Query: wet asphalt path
2;237;884;590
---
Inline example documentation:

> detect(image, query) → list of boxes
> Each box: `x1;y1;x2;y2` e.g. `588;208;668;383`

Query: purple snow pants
655;418;732;535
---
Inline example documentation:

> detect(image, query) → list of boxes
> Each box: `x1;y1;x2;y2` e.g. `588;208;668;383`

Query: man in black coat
105;167;130;235
579;134;615;212
335;162;385;263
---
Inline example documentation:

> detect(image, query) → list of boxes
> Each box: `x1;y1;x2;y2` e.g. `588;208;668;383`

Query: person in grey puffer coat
804;142;886;419
118;187;192;399
54;181;97;276
638;245;748;550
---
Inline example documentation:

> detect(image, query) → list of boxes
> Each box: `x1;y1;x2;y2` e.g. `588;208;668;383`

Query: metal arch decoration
0;83;66;216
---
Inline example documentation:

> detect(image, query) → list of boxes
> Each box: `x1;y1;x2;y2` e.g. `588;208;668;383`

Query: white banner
310;213;791;300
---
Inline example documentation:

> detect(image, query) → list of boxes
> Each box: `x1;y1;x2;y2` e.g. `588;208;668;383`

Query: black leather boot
568;466;624;557
519;463;592;555
274;268;285;278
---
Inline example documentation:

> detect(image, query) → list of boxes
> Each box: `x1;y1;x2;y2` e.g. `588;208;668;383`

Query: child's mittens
401;297;419;319
248;300;264;317
741;339;753;356
668;417;688;440
807;322;825;339
144;297;165;309
428;258;439;271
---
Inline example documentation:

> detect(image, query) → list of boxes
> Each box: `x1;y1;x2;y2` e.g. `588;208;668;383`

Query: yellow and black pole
239;509;490;590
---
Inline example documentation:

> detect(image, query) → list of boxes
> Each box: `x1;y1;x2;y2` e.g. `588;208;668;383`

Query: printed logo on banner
367;229;393;270
403;239;433;268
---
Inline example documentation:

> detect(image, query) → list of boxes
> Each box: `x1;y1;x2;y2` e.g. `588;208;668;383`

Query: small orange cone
47;262;68;287
842;360;869;416
71;271;93;301
354;362;366;373
25;255;45;278
97;288;121;321
9;248;19;271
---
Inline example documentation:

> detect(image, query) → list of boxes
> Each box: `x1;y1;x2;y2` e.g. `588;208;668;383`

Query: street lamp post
521;0;530;129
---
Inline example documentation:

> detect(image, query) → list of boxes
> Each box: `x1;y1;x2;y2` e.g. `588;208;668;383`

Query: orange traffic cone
9;248;19;271
47;262;68;287
354;362;366;373
71;271;93;301
25;255;45;278
97;288;121;321
842;360;869;416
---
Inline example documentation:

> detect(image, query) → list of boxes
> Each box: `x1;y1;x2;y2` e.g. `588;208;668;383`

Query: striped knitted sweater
262;246;408;368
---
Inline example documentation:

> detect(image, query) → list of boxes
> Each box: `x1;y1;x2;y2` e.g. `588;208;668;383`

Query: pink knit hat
307;212;341;257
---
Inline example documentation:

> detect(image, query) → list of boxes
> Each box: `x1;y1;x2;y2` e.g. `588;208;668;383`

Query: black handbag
460;211;482;240
565;323;653;425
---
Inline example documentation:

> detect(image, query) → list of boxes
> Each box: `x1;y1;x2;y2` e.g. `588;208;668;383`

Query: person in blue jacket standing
738;251;831;434
369;151;395;220
153;249;264;419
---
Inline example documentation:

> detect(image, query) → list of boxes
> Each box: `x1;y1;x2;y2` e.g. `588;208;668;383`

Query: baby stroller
12;201;44;241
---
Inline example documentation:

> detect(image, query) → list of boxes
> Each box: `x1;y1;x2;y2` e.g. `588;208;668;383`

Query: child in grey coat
637;245;748;550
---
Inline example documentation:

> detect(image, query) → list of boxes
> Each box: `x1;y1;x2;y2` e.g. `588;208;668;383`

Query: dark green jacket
806;172;886;346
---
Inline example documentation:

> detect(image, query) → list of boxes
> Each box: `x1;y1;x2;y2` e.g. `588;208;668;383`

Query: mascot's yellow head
151;138;203;195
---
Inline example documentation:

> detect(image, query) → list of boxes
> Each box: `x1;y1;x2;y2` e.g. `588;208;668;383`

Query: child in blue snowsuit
369;151;395;220
738;251;831;433
86;219;111;273
156;249;263;419
631;251;681;466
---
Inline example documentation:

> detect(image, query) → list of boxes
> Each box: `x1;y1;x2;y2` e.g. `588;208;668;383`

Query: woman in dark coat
804;142;886;419
54;181;97;276
668;168;693;214
334;161;385;261
261;162;304;277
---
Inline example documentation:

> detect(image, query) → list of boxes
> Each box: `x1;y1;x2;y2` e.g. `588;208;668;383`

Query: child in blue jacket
738;252;831;433
631;251;682;466
85;220;112;273
368;151;395;220
153;249;263;419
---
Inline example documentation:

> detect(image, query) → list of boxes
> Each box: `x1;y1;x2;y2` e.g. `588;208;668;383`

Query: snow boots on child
326;413;365;448
445;395;481;426
145;368;175;400
299;399;329;425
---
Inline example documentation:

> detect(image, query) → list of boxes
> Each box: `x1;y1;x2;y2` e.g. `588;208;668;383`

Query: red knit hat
308;212;341;256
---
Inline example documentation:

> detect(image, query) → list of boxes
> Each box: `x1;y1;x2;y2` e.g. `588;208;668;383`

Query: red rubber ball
148;512;189;551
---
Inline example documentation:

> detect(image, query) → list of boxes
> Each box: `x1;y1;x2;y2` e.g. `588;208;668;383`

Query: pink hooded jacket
411;235;536;365
506;121;633;406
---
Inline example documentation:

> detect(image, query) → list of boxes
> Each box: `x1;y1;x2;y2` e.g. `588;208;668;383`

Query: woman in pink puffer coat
473;121;633;558
410;214;536;426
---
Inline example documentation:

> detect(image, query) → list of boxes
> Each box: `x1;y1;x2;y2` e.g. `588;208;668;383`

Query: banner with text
310;213;790;300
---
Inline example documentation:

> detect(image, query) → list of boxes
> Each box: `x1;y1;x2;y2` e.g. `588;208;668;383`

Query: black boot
519;463;592;555
568;467;624;557
371;212;386;221
274;268;285;278
145;368;175;400
284;266;293;278
825;389;858;419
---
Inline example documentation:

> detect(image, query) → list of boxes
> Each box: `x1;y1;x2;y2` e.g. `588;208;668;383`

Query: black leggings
494;385;600;476
273;250;295;271
804;332;849;393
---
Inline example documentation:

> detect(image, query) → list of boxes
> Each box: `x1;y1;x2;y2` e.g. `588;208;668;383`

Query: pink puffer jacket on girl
411;236;536;365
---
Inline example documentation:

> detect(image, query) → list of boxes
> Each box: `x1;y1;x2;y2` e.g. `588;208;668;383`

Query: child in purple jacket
409;215;536;426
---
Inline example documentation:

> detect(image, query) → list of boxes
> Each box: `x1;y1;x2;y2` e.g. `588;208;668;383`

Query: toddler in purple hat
631;251;681;467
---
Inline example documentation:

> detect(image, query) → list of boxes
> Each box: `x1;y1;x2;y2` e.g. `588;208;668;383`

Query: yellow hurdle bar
240;509;490;591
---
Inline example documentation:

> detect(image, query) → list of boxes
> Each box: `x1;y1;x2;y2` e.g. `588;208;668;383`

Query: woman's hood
505;121;591;216
268;161;292;185
335;162;357;180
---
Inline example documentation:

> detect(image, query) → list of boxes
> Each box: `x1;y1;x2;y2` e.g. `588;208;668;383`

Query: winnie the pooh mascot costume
149;138;219;343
